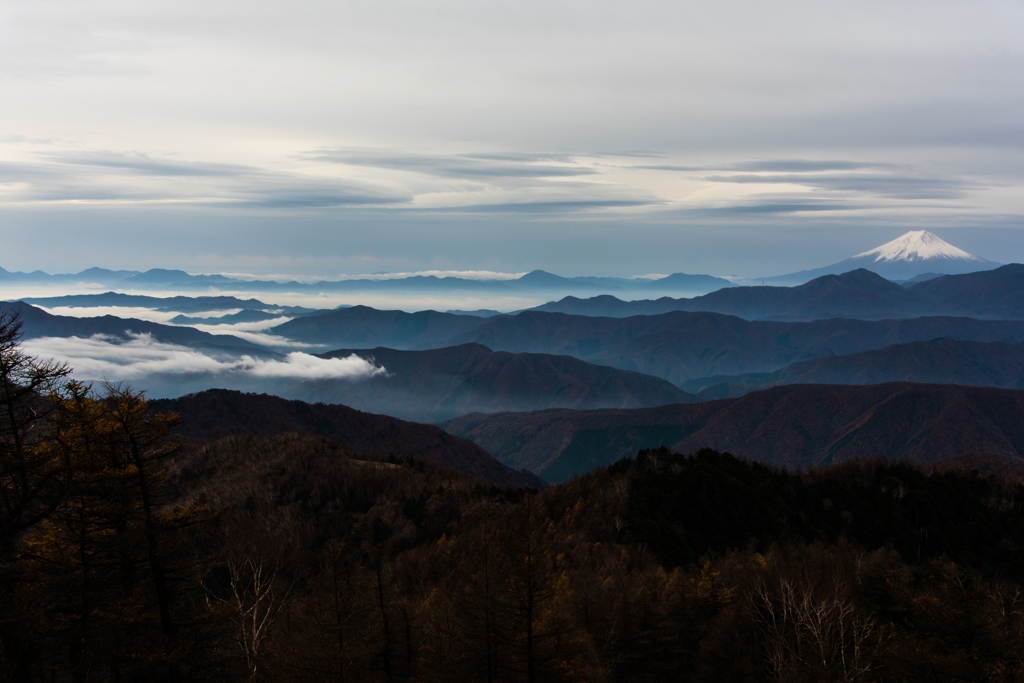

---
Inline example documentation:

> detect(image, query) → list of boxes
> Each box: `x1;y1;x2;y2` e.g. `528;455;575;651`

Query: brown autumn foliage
5;310;1024;682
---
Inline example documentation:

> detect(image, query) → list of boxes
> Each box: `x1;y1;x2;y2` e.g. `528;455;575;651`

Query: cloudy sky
2;0;1023;278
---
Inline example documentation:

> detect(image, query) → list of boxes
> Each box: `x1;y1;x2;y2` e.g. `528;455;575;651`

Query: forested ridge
6;311;1024;681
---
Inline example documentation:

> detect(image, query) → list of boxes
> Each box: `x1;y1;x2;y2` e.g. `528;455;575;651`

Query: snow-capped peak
853;230;981;263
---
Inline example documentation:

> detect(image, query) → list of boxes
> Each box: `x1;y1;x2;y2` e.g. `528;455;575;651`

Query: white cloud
2;0;1023;276
245;352;386;380
33;308;318;349
185;316;291;333
338;270;529;281
150;268;528;282
176;318;327;349
21;333;385;381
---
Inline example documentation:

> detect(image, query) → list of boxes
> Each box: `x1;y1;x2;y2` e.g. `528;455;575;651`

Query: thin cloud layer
306;149;596;179
1;0;1023;275
336;270;529;281
22;334;386;381
701;172;972;200
0;152;406;208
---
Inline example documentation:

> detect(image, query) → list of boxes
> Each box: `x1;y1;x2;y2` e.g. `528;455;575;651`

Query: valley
8;2;1024;676
7;235;1024;478
6;233;1024;681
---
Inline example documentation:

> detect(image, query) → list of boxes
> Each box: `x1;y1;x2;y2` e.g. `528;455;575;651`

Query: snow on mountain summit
762;230;1000;284
853;230;982;264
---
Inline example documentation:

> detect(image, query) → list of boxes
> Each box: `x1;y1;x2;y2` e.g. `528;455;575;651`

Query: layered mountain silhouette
136;343;693;422
270;306;485;349
17;282;1024;400
530;266;1024;321
441;383;1024;482
2;265;735;298
23;291;322;316
534;269;919;320
313;344;693;421
909;264;1024;318
0;266;139;285
0;301;264;353
684;338;1024;398
169;310;285;325
152;389;544;488
451;310;1024;384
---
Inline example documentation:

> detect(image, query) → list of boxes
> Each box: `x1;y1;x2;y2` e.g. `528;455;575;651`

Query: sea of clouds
22;333;386;382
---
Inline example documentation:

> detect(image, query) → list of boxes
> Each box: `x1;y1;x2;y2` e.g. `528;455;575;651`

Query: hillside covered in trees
5;310;1024;682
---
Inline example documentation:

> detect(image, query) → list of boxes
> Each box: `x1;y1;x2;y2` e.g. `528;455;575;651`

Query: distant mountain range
12;265;1024;394
450;310;1024;384
441;383;1024;481
314;344;693;421
528;265;1024;321
135;343;694;422
17;280;1024;389
22;262;1024;325
152;389;545;488
271;306;486;349
2;266;736;298
0;266;140;286
1;301;697;419
0;301;266;355
16;291;1024;409
21;291;323;317
763;230;1000;284
3;231;995;299
683;337;1024;398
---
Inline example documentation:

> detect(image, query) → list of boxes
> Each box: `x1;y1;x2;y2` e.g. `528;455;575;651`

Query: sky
2;0;1024;279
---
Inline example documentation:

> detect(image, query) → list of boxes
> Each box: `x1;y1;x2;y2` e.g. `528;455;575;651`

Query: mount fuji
766;230;1000;284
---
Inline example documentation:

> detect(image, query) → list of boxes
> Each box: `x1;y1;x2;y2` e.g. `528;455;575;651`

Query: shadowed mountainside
151;388;544;488
135;343;693;422
450;310;1024;384
683;338;1024;398
909;264;1024;318
313;343;694;421
441;382;1024;482
270;305;485;349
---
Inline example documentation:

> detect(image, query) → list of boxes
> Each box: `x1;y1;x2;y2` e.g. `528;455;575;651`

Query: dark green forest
4;310;1024;682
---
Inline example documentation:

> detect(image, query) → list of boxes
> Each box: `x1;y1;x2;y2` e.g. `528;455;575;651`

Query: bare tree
208;550;294;682
749;555;882;682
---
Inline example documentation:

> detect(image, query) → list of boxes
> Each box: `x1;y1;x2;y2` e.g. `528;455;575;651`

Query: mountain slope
684;338;1024;398
533;269;924;320
0;301;264;352
270;305;486;349
684;269;921;320
908;264;1024;318
152;389;544;488
441;383;1024;481
135;343;694;422
452;310;1024;384
311;344;694;421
